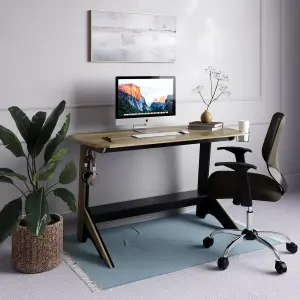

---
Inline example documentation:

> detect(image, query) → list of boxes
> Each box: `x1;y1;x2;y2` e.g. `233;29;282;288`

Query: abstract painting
89;10;176;62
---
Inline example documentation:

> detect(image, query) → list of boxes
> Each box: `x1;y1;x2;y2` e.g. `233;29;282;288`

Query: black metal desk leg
77;145;88;242
197;143;211;195
196;143;238;229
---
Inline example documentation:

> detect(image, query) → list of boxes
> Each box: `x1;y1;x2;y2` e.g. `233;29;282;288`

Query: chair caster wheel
203;237;214;248
275;261;287;274
286;242;298;254
217;257;229;270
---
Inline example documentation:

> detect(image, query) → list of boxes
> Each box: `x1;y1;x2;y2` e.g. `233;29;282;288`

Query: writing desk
72;126;243;268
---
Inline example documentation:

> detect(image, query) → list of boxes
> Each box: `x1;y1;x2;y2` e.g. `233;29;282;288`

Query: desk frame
76;136;239;268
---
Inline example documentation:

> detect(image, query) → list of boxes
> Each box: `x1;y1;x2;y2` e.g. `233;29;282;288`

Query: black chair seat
207;171;282;203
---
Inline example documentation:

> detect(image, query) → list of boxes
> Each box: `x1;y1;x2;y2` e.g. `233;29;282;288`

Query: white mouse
179;130;189;135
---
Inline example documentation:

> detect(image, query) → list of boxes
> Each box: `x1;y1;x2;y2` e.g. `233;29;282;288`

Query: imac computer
115;76;176;132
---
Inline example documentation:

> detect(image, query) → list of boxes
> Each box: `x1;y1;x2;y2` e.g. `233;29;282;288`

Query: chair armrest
215;162;257;172
217;146;252;153
217;146;252;163
214;162;257;207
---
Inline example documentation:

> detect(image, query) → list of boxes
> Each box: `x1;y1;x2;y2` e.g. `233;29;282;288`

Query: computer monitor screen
116;76;176;120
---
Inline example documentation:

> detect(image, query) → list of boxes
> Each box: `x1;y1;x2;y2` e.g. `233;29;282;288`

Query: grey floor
0;192;299;300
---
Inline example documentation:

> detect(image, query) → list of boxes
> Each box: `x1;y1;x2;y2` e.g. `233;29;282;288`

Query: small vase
201;110;212;123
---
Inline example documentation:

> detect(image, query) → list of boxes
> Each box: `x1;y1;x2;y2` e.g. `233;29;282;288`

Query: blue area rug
64;214;279;290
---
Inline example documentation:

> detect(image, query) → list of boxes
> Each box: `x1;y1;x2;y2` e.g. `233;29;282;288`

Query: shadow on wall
88;147;180;207
70;81;116;133
64;137;181;209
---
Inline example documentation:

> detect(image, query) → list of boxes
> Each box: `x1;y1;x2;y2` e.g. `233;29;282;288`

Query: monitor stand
132;123;157;134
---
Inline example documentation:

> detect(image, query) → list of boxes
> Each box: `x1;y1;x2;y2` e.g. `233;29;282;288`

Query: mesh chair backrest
262;112;287;193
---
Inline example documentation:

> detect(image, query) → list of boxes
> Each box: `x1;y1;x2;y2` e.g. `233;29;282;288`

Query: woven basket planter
11;213;63;274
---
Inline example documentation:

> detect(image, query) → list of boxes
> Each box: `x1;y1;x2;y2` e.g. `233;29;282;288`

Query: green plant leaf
0;175;14;185
0;198;22;243
27;111;47;156
59;161;77;184
31;100;66;158
44;114;70;162
53;188;77;212
49;148;67;162
0;168;27;181
0;125;25;157
25;188;50;236
8;106;31;144
35;161;60;182
35;149;67;183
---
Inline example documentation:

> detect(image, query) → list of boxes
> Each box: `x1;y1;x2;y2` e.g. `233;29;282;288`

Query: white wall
281;0;300;187
0;0;298;214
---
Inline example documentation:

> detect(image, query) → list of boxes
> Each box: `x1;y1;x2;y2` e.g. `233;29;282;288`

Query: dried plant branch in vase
193;66;231;123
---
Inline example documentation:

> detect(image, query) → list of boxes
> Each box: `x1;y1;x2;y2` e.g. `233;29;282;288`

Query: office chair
202;112;297;274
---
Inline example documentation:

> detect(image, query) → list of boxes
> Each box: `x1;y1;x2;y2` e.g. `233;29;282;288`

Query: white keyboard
132;132;181;139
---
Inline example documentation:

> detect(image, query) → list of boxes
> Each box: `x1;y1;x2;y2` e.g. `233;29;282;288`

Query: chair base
203;208;298;274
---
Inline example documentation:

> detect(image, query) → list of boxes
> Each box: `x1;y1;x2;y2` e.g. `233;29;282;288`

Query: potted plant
0;100;77;273
194;66;231;123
